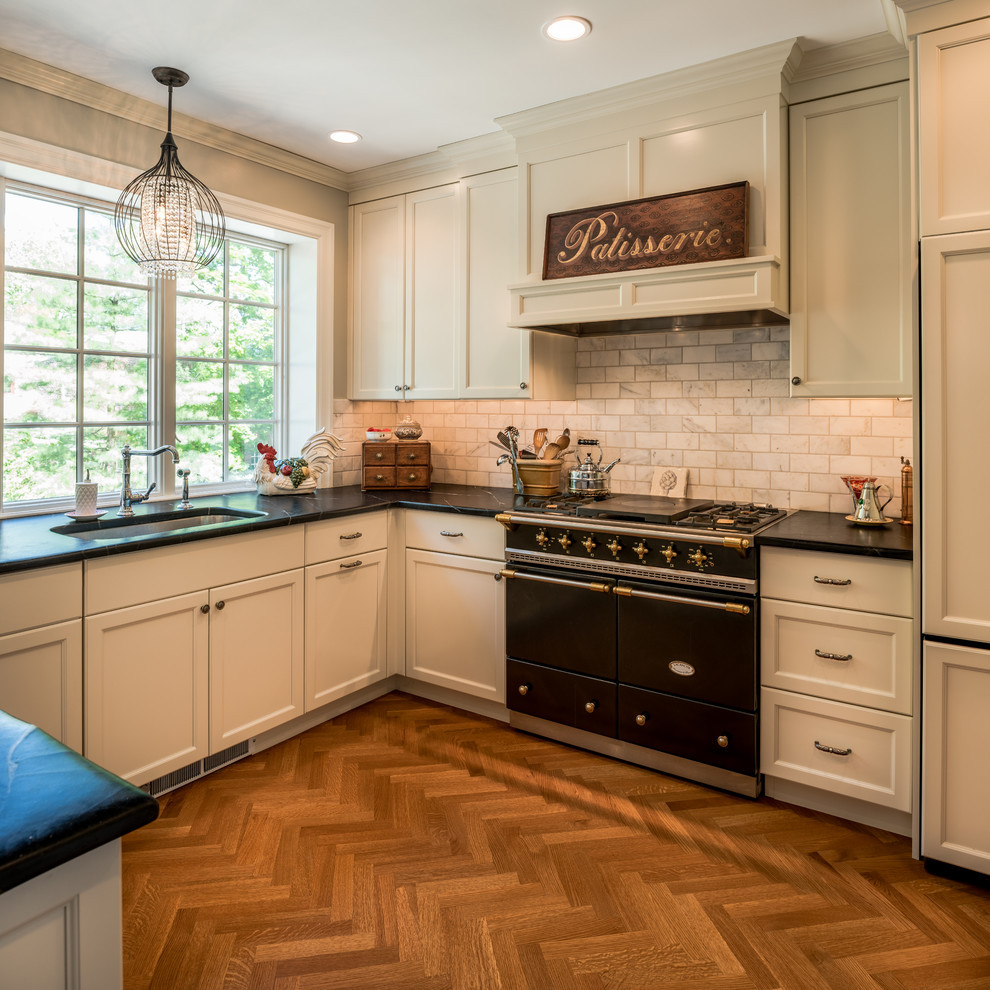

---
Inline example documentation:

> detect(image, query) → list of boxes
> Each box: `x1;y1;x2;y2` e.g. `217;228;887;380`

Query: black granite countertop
756;509;914;560
0;710;159;893
0;484;519;575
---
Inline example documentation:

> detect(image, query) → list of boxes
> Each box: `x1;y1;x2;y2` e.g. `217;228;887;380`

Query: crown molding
495;39;802;141
789;33;908;84
0;48;350;191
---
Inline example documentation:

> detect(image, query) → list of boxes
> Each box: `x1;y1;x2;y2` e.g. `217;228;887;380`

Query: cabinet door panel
349;196;405;399
305;550;387;711
922;233;990;639
85;592;209;784
210;570;305;752
789;83;912;396
405;549;504;701
405;186;459;399
923;641;990;872
0;620;82;751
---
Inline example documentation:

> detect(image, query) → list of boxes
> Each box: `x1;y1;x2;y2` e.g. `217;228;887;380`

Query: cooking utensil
505;427;525;496
533;428;547;457
493;436;536;458
542;442;561;460
567;439;620;495
552;433;570;456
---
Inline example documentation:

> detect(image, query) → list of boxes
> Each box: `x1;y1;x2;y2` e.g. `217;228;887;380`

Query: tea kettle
568;439;620;495
852;480;893;525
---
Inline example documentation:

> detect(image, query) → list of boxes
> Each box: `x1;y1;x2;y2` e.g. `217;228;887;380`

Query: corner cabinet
348;186;460;401
788;83;913;397
349;170;575;402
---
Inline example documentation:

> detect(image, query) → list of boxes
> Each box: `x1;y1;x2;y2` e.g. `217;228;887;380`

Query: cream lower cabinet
85;591;210;784
402;511;505;702
0;564;83;751
922;641;990;874
84;527;305;786
85;568;304;784
760;547;913;815
304;513;389;711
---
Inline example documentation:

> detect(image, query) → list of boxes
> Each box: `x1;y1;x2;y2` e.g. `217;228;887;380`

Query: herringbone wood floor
121;692;990;989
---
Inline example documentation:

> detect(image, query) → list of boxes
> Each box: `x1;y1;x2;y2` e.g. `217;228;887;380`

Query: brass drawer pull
517;684;530;696
339;560;363;569
614;585;749;614
814;740;852;756
814;575;852;586
500;568;612;594
815;649;852;661
339;532;362;540
584;701;597;714
635;713;648;727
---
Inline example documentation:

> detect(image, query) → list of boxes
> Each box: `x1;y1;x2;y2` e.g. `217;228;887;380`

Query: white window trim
0;130;335;516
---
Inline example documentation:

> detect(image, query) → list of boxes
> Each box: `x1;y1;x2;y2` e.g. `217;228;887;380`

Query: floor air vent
143;740;252;798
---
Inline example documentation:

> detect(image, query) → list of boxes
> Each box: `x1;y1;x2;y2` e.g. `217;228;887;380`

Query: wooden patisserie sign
542;181;749;280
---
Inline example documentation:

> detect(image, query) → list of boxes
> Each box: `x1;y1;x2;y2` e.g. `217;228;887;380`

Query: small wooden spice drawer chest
361;441;431;491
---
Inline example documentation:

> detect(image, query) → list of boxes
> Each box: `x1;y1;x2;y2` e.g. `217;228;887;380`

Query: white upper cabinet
788;83;913;397
918;18;990;235
348;185;459;401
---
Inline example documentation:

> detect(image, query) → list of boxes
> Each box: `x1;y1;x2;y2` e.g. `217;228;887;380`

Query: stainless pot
568;439;620;495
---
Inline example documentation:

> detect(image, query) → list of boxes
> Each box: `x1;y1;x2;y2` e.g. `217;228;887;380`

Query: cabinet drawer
761;599;913;714
507;658;616;738
0;564;81;634
363;442;395;465
404;510;503;559
761;547;912;617
395;465;430;488
363;466;397;488
761;687;912;811
392;442;430;466
305;512;388;564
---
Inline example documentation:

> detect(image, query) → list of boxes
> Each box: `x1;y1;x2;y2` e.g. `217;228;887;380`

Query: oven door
616;580;757;711
503;566;616;678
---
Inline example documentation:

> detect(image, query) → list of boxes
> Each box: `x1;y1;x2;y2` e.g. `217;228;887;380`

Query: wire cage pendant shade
114;67;225;279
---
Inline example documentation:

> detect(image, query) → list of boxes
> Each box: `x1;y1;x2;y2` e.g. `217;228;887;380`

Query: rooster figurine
254;428;346;496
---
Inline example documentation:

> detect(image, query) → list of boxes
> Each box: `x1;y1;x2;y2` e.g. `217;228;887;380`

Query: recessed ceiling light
329;130;362;144
543;16;592;42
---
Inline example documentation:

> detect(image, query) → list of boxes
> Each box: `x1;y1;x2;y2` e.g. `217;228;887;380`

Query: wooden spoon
533;428;547;456
542;442;561;460
552;433;570;456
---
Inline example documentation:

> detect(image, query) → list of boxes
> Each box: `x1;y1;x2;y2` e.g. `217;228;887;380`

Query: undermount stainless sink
51;507;268;541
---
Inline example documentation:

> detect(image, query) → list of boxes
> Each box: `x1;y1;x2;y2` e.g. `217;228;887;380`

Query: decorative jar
394;416;423;440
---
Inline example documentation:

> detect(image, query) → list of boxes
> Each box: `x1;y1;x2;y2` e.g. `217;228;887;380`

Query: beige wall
332;327;914;518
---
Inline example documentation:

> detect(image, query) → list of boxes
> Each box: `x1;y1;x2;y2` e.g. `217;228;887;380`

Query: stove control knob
635;713;648;727
687;547;714;570
517;684;531;696
585;701;597;714
633;541;649;561
557;532;573;551
717;735;729;748
607;538;623;558
535;528;550;548
660;544;678;565
581;535;597;554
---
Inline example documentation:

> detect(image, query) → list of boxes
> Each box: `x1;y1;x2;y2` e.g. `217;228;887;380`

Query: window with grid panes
1;183;287;513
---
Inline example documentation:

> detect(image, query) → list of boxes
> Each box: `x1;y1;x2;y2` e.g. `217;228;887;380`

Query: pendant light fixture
114;67;225;279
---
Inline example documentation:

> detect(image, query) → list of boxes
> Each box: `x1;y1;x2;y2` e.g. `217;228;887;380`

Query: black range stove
513;493;787;534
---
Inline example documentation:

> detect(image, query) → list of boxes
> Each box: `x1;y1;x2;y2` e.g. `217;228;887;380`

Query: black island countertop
0;710;159;893
0;486;912;575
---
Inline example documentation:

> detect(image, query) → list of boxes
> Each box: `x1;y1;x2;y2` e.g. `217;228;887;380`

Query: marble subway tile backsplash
332;328;914;518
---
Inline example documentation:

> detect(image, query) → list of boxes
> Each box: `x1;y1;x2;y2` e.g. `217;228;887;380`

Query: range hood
507;254;788;337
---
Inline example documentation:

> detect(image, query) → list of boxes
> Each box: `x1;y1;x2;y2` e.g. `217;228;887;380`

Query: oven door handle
614;584;751;614
499;568;613;594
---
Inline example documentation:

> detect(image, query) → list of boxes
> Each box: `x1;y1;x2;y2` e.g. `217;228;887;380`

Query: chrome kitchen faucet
118;444;180;517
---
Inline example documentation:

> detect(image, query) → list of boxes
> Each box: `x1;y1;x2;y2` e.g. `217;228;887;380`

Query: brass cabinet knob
407;452;416;461
585;701;597;714
635;713;648;727
408;473;417;481
518;684;530;696
376;474;385;481
717;735;729;748
375;451;384;460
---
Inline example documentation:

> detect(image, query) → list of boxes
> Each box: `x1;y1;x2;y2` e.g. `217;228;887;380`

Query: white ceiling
0;1;894;174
